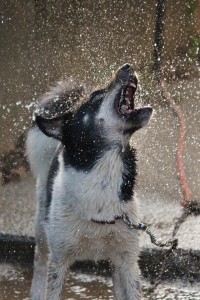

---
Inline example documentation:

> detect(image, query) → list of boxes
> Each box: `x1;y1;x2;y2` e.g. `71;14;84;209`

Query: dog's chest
60;149;125;220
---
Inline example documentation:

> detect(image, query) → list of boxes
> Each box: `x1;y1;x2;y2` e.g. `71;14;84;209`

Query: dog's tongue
127;86;133;99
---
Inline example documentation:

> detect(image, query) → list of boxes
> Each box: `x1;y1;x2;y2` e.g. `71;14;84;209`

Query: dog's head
35;64;152;147
93;63;153;138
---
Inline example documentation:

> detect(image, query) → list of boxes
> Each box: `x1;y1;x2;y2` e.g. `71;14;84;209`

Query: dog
26;63;153;300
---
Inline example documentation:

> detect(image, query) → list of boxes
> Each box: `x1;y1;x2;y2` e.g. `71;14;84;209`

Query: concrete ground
1;264;200;300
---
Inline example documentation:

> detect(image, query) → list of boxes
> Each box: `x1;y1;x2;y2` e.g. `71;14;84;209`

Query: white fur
96;85;128;143
26;127;59;181
56;148;124;222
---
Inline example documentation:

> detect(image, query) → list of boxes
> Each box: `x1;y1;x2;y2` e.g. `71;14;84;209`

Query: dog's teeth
120;90;124;103
129;82;136;88
121;105;129;111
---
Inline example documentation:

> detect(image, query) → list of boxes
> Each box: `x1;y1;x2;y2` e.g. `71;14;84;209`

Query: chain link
121;214;178;248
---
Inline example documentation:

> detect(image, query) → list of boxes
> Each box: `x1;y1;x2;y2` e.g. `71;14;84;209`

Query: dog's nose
120;63;131;71
115;64;134;85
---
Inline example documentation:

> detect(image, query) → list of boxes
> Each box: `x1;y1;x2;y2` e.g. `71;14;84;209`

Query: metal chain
121;214;178;248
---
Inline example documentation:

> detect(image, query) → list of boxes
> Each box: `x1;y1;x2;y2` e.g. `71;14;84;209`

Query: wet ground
1;263;200;300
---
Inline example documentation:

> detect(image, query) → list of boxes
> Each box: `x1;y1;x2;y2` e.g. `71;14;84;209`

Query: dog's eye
90;89;105;102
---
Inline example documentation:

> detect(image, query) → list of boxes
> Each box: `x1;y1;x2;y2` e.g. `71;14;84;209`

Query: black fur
62;90;109;171
119;146;137;202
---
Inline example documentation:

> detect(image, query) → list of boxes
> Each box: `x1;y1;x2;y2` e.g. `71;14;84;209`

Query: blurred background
0;0;199;151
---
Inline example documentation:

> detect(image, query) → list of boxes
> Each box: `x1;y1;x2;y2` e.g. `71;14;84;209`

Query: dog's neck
57;144;137;223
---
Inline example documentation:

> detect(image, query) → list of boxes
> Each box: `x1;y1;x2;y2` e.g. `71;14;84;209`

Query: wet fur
26;65;152;300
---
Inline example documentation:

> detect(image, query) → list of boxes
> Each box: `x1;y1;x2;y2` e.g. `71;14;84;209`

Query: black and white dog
26;64;153;300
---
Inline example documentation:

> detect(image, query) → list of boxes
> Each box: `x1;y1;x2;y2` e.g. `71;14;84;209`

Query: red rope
160;80;192;205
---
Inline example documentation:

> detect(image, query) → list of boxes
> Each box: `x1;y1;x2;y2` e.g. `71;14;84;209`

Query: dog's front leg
112;261;141;300
31;243;48;300
112;266;125;299
46;253;67;300
31;180;49;300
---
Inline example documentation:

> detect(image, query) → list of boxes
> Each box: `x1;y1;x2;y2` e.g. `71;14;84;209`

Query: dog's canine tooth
129;82;137;88
121;104;129;111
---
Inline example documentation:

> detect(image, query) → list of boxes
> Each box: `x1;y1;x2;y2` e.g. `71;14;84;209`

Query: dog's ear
35;113;71;141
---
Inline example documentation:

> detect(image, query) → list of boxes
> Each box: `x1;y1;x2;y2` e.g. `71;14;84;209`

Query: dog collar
91;213;177;249
91;216;122;225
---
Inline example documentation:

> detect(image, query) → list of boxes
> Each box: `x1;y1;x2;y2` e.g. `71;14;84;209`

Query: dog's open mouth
116;78;138;116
